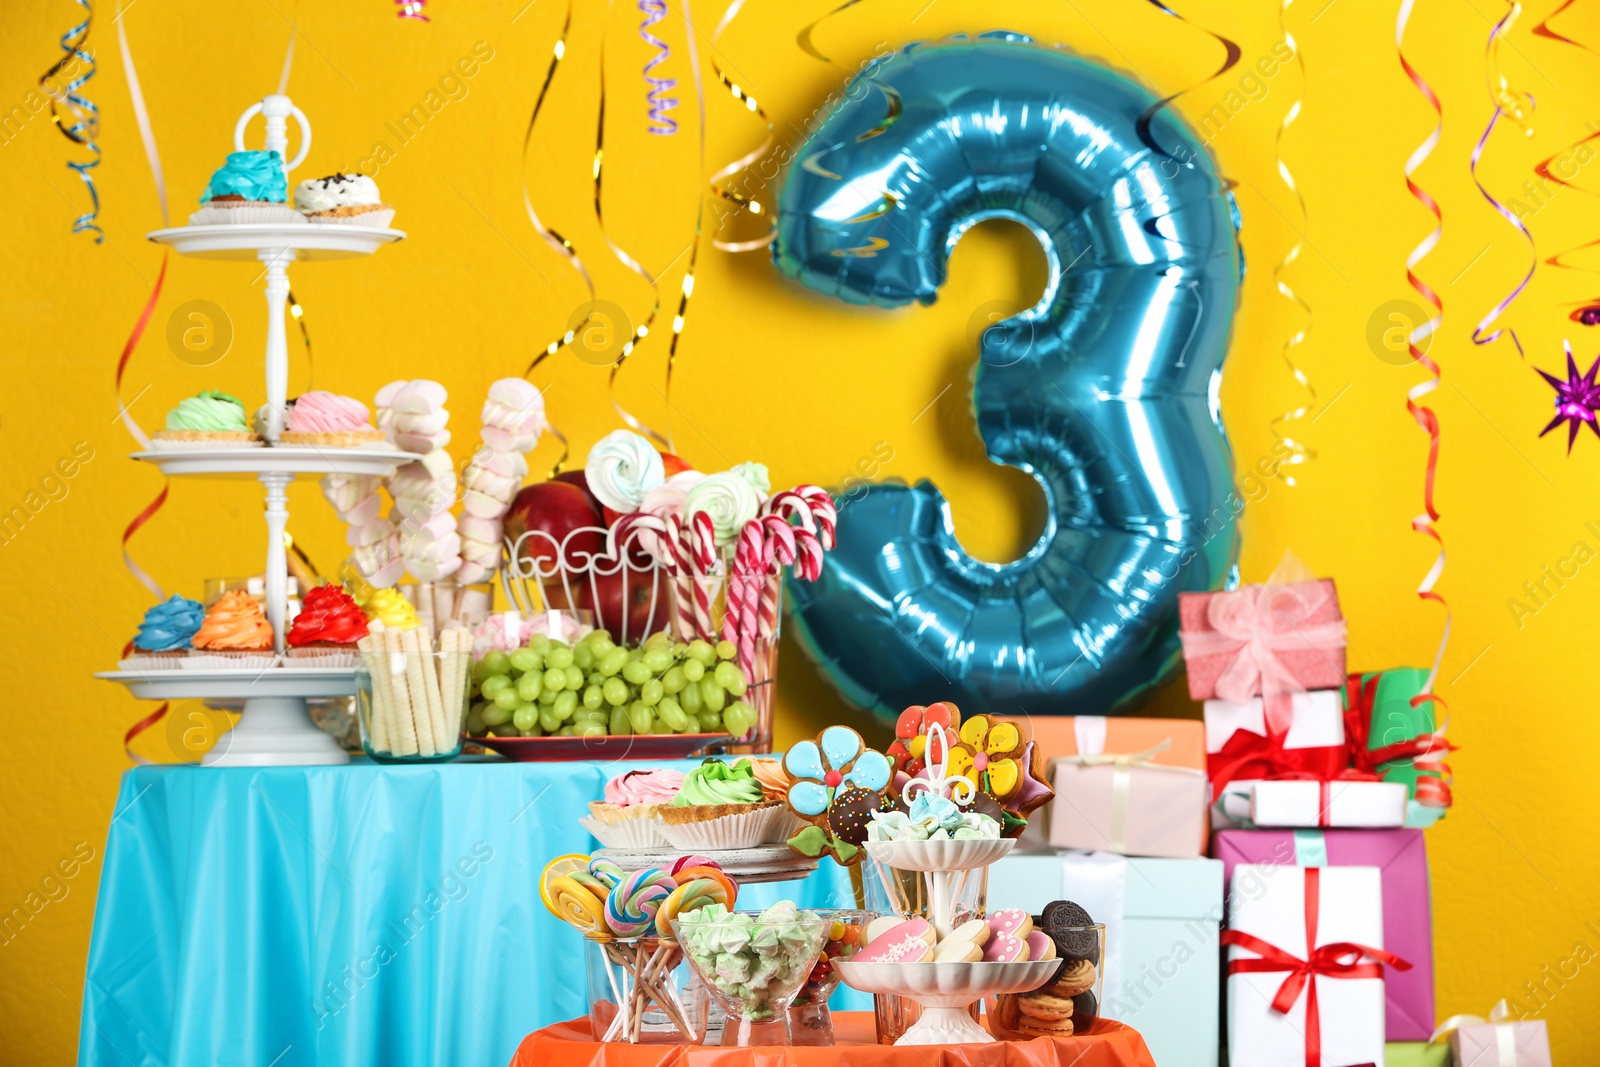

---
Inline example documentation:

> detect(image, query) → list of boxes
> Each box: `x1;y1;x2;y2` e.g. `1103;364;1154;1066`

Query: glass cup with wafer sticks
355;624;474;762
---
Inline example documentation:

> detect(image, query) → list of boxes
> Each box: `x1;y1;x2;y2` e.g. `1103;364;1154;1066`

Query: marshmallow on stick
457;379;545;583
322;473;405;588
377;380;462;583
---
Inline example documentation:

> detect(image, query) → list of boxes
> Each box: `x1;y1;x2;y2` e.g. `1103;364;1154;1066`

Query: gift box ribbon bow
1344;674;1457;809
1221;867;1411;1067
1180;582;1348;705
1431;1000;1524;1067
1060;739;1206;853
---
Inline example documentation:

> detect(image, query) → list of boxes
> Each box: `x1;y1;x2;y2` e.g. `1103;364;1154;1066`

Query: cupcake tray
148;223;405;261
132;446;422;480
590;845;818;885
834;959;1063;1045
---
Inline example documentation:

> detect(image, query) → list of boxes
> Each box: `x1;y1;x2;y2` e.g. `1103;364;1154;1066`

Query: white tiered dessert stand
97;94;414;767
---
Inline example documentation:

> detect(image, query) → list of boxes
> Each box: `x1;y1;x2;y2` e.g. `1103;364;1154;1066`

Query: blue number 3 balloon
774;33;1243;722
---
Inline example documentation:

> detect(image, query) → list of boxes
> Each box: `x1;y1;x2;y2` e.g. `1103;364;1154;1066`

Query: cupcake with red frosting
281;391;386;449
286;583;369;666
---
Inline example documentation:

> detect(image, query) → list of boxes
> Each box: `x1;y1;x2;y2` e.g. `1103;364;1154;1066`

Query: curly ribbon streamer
395;0;429;21
287;290;314;386
115;14;176;763
40;0;102;241
1398;0;1450;694
596;0;668;446
521;0;586;474
1134;0;1243;167
1530;3;1600;325
1267;0;1313;487
639;0;678;134
1470;2;1536;357
707;0;777;252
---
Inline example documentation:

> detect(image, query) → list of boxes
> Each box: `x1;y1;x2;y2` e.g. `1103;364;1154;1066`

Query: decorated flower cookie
782;725;893;865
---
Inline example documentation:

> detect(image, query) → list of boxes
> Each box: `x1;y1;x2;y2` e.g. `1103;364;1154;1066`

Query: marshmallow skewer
457;379;546;588
357;626;472;759
322;474;405;588
378;380;462;586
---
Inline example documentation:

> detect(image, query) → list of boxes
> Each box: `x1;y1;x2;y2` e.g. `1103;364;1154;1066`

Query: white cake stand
835;960;1061;1045
100;94;414;767
864;837;1013;939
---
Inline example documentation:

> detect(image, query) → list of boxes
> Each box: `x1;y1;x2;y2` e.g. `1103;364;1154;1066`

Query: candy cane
682;514;714;639
751;516;798;646
728;522;767;677
665;512;693;640
792;484;837;548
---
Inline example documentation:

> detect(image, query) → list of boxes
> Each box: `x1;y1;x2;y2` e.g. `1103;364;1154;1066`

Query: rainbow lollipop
605;868;676;936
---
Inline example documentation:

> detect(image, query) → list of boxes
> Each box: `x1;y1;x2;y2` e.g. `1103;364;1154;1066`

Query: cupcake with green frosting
189;150;303;226
151;390;263;450
659;757;782;850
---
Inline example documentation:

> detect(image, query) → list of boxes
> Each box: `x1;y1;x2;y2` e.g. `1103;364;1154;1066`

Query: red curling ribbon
1206;720;1347;799
1343;675;1456;808
1223;867;1411;1067
123;703;168;766
1397;0;1451;697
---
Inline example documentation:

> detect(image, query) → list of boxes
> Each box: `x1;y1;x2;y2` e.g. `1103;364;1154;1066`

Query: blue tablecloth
78;758;866;1067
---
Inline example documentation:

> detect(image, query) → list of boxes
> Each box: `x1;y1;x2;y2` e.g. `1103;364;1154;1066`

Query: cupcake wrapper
285;647;361;668
660;805;782;851
304;206;395;229
118;654;188;672
149;433;264;450
278;431;390;450
182;652;279;670
578;815;671;850
189;203;305;226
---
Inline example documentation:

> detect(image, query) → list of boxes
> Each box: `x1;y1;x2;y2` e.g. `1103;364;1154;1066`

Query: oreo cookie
1071;989;1098;1031
1040;899;1100;963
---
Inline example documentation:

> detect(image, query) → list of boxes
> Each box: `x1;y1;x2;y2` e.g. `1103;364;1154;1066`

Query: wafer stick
417;581;436;638
399;627;437;756
441;627;469;738
416;628;452;752
384;628;421;756
357;635;392;755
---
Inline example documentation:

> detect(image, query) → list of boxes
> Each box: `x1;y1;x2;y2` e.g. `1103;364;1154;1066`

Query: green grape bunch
465;629;759;740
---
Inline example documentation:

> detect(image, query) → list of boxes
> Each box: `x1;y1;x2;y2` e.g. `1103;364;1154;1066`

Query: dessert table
76;757;865;1067
510;1013;1159;1066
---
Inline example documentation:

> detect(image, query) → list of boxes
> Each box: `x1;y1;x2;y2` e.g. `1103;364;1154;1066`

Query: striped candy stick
752;516;798;647
790;484;837;549
729;521;768;679
687;510;717;640
665;512;693;640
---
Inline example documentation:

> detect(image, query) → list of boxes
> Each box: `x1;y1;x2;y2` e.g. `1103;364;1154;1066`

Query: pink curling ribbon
638;0;678;135
1469;3;1536;358
1178;584;1348;719
1398;0;1451;696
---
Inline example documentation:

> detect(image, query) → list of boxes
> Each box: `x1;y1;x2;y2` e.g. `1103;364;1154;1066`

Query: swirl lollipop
606;868;676;937
547;875;610;937
588;857;626;891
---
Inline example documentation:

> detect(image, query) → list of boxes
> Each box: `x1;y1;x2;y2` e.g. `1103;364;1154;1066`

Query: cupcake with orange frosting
185;590;276;669
286;583;369;666
281;391;387;449
749;758;806;843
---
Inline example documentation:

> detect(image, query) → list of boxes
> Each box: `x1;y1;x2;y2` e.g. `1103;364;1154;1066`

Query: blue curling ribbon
40;0;102;242
638;0;678;135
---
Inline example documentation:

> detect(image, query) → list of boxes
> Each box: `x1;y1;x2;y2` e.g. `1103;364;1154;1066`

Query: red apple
552;469;605;517
581;569;667;644
504;482;605;601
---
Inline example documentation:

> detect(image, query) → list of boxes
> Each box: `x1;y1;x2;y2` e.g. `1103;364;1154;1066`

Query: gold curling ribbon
520;0;585;475
707;0;777;252
1268;0;1314;486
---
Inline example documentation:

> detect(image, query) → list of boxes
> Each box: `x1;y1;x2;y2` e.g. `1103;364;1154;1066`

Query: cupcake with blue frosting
121;595;206;670
190;150;303;226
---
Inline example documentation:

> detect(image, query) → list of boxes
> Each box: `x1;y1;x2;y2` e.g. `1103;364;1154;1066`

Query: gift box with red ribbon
1204;690;1348;827
1215;828;1436;1041
1248;774;1409;828
1223;863;1409;1067
1345;669;1455;826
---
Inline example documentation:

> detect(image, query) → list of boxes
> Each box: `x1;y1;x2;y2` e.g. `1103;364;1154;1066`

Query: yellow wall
3;0;1597;1059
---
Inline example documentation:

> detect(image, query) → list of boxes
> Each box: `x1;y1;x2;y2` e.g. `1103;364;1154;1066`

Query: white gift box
1226;863;1388;1067
1205;690;1346;827
1247;778;1409;828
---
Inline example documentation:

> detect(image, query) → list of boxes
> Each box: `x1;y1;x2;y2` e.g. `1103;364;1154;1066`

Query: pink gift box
1049;758;1209;858
1180;579;1347;703
1214;828;1435;1041
1451;1019;1552;1067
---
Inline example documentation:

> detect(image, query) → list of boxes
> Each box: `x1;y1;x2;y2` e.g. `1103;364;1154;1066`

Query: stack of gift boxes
987;566;1554;1065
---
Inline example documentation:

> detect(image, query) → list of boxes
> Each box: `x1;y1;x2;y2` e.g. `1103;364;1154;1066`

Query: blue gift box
988;848;1223;1067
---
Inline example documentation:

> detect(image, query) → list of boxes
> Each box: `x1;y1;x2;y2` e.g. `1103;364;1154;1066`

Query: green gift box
1346;668;1450;829
1387;1041;1452;1067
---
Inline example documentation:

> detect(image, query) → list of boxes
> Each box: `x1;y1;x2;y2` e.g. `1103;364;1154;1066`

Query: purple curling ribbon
639;0;678;135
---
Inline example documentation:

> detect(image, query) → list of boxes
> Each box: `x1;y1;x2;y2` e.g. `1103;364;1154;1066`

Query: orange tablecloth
509;1012;1158;1066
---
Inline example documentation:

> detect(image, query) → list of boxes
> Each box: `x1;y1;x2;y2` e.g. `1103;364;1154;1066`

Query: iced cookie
930;919;990;963
856;918;936;963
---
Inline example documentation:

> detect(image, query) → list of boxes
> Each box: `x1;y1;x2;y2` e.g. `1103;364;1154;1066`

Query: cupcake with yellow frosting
361;587;420;631
151;390;262;450
184;590;276;669
659;758;781;850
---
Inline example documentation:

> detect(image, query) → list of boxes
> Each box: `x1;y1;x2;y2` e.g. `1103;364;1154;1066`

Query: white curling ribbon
1058;739;1205;854
586;429;665;513
1431;1000;1522;1067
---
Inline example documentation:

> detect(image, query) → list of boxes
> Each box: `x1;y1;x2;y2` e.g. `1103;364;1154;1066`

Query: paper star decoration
1538;342;1600;452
